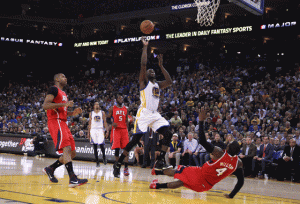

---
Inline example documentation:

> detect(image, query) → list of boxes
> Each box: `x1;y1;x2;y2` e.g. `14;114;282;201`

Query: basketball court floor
0;153;299;204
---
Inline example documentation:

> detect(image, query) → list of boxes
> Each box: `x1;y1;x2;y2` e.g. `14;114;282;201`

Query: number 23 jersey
112;105;127;129
202;151;239;186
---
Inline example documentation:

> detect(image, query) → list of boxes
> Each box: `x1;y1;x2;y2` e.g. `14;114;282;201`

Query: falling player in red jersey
42;73;88;188
108;94;130;177
150;107;244;199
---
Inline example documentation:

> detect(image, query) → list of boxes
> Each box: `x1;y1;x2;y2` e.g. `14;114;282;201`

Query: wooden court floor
0;153;299;204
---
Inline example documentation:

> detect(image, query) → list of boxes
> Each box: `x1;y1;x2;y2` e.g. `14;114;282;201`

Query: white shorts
90;129;105;144
133;107;169;134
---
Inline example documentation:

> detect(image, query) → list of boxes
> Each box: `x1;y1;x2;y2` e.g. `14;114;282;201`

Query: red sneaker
150;179;158;189
124;168;130;176
151;167;156;175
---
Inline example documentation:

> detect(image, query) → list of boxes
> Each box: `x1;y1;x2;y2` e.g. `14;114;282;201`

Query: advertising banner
0;37;63;46
0;135;136;164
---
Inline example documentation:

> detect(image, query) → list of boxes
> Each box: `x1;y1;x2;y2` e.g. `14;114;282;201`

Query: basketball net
194;0;220;26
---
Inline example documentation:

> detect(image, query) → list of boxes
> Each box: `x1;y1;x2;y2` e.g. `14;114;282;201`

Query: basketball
140;20;154;35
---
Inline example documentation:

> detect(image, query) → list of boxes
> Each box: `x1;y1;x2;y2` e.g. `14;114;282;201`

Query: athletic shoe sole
69;180;88;188
153;161;173;171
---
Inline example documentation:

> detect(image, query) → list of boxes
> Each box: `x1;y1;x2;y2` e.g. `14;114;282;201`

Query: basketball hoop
194;0;220;26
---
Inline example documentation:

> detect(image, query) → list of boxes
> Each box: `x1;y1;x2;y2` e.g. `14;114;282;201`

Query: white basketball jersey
91;111;104;129
140;81;160;111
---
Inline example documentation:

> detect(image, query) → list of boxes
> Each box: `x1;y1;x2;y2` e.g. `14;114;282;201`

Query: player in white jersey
113;37;174;176
88;102;109;168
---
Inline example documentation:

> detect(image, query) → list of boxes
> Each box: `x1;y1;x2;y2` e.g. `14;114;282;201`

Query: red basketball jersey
47;86;68;121
202;151;239;186
112;105;127;129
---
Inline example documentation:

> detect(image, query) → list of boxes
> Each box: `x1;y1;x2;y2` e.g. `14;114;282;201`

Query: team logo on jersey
62;96;67;102
94;116;101;122
152;87;160;98
116;110;125;115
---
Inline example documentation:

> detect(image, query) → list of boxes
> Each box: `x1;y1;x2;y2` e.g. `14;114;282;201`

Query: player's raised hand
141;36;148;46
158;54;163;67
73;107;82;116
198;107;207;121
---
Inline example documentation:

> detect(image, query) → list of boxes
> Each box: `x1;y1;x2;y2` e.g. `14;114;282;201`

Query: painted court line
0;189;84;204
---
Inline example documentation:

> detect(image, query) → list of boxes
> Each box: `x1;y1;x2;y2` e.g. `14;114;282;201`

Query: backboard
229;0;264;15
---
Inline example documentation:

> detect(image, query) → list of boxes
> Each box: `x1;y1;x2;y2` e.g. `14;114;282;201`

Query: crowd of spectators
0;51;300;182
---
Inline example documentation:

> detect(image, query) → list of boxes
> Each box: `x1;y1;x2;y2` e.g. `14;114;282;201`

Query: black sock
118;153;126;164
156;183;168;189
93;144;98;162
124;162;128;168
157;151;166;160
49;160;63;170
100;144;106;160
65;162;75;177
155;170;165;175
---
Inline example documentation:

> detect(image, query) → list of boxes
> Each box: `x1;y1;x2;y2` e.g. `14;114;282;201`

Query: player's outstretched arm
224;160;244;198
198;107;223;158
139;37;148;90
157;54;172;89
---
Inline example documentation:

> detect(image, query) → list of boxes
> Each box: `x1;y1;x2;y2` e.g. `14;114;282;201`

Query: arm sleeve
47;86;58;98
229;168;244;198
198;121;214;153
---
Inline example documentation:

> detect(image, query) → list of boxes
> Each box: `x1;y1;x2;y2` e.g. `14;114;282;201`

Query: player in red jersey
42;73;88;188
150;107;244;199
108;94;130;177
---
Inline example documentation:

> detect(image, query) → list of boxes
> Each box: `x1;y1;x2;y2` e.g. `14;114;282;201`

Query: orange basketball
140;20;154;35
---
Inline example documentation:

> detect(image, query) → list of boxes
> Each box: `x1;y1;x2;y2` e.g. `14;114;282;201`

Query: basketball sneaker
149;179;158;189
96;161;100;168
69;175;88;188
151;161;172;175
124;168;129;176
103;158;107;165
154;159;172;171
113;162;121;178
43;167;58;183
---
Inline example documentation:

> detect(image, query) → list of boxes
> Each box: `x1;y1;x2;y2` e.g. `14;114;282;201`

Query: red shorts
48;119;75;154
111;128;129;149
174;166;213;192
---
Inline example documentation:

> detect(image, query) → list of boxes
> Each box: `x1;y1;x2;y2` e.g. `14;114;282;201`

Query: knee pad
124;133;143;152
115;148;120;157
157;126;172;146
